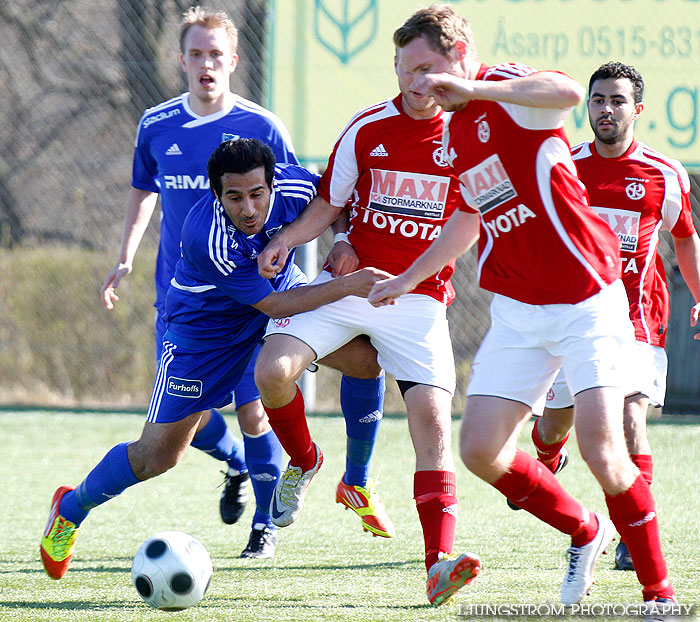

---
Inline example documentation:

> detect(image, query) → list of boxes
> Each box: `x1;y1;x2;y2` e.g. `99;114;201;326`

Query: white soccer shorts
264;270;456;394
467;279;635;413
545;340;668;410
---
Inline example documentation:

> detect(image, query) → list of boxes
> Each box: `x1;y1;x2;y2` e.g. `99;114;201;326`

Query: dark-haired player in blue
41;139;388;579
99;7;388;557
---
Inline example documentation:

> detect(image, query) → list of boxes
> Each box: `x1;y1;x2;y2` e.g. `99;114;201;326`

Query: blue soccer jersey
131;93;298;313
163;164;319;346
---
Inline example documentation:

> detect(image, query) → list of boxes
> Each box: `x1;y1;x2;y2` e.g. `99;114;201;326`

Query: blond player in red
252;9;483;607
522;62;700;573
369;5;677;616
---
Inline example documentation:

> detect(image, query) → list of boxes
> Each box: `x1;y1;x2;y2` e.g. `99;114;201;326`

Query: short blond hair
393;4;475;58
180;6;238;55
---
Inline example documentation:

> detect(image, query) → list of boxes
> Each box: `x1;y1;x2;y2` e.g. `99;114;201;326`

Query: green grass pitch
1;410;698;621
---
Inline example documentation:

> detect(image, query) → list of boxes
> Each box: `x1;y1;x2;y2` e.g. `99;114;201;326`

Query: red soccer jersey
443;63;621;304
572;140;696;347
319;94;465;304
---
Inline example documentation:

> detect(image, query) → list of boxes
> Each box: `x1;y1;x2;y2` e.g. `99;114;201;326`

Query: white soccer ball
131;531;213;611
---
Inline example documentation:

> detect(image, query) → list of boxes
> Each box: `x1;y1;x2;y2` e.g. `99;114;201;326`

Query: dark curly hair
589;62;644;103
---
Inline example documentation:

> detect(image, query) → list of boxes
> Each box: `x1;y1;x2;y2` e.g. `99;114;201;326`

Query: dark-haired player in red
522;62;700;574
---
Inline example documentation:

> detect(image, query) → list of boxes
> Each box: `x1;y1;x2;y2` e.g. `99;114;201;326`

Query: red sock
414;470;457;571
493;450;597;547
605;474;673;600
263;387;316;471
630;454;653;486
532;417;570;472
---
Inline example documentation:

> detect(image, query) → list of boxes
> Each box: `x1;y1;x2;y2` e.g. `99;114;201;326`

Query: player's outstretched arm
414;70;584;112
673;232;700;339
368;210;480;307
101;188;158;309
258;195;344;278
253;267;391;318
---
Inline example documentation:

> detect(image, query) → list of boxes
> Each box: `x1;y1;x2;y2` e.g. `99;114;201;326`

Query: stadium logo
592;206;640;252
166;376;202;398
625;180;646;200
163;175;209;190
368;169;449;218
459;154;517;213
477;120;490;143
313;0;378;64
143;108;180;128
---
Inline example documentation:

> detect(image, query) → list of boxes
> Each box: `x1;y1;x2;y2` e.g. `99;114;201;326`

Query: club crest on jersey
222;133;240;142
459;154;517;213
591;206;640;252
625;180;646;200
432;140;448;167
477;120;490;143
368;169;448;218
266;225;282;239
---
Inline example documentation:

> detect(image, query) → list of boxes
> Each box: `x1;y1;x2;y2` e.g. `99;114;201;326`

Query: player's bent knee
237;400;269;435
129;449;180;480
459;441;496;476
254;356;299;396
579;448;627;482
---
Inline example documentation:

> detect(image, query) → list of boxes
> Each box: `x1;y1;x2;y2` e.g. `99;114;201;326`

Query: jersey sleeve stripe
536;136;608;289
169;278;217;293
326;103;400;206
632;145;687;229
279;191;315;200
208;207;237;275
635;220;664;343
147;341;177;423
484;63;536;80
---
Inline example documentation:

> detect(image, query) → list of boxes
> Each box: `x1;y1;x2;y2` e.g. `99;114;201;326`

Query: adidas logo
359;410;383;423
165;143;182;155
629;511;656;528
442;504;458;516
370;143;388;157
251;472;277;482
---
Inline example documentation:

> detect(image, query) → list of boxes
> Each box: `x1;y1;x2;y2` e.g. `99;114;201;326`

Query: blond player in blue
41;139;387;579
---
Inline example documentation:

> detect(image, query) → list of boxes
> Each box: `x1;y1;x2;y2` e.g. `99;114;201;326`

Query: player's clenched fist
258;237;290;278
368;274;414;307
344;267;393;299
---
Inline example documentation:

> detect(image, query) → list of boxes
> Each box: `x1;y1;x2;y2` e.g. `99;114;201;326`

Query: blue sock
244;429;283;529
341;374;385;487
59;442;139;526
191;409;247;472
